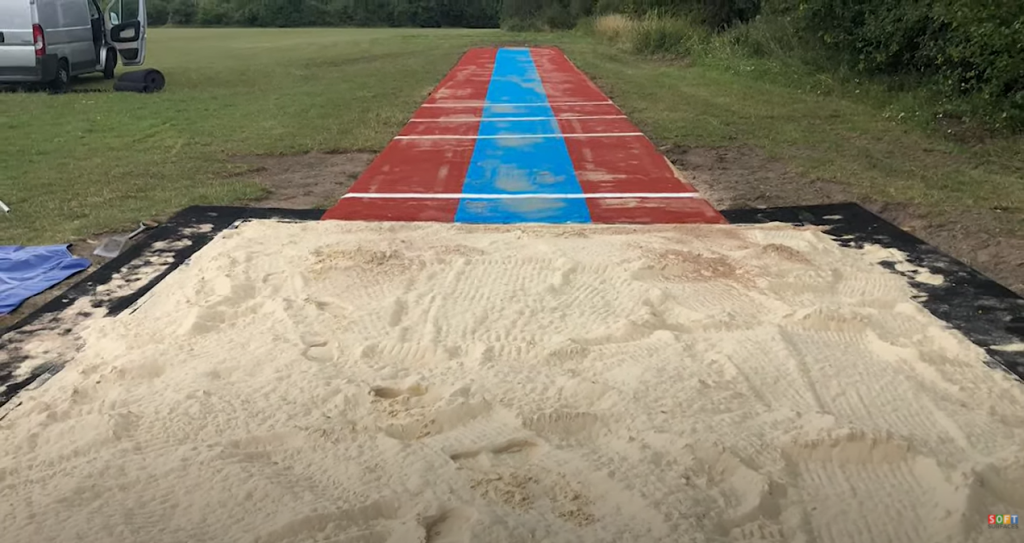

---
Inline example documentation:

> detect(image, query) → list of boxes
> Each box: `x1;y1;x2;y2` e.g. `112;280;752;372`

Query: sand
2;220;1023;543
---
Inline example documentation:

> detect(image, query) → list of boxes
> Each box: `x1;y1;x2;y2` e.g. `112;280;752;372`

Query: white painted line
394;133;644;140
408;115;628;122
341;192;703;200
421;101;615;107
492;101;615;106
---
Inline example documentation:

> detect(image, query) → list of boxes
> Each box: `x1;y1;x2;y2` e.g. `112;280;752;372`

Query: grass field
1;27;1022;251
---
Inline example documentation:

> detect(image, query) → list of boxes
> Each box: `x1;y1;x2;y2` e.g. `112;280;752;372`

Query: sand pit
2;220;1024;543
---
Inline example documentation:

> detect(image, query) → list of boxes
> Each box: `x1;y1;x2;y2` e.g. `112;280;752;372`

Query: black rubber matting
721;203;1024;381
1;202;1021;411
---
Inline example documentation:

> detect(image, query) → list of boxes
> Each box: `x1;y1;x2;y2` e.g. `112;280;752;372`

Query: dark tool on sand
93;221;157;258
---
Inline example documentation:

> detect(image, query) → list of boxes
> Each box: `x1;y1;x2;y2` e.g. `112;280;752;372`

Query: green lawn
0;28;512;245
1;27;1022;246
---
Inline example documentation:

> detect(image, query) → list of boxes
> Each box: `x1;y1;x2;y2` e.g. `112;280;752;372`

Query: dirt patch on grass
666;145;1024;296
665;146;853;209
230;152;375;209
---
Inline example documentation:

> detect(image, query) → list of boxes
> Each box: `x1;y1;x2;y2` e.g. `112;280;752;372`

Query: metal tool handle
126;224;148;239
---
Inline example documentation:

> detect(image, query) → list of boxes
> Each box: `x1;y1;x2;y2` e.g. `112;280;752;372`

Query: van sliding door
106;0;146;66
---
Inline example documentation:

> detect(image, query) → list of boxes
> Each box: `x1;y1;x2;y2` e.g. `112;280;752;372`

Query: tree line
147;0;769;29
148;0;1023;131
149;0;502;27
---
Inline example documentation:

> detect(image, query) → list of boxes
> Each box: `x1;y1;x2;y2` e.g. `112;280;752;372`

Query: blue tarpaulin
0;245;91;316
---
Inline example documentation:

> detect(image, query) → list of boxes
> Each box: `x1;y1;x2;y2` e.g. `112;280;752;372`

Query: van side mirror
110;21;140;43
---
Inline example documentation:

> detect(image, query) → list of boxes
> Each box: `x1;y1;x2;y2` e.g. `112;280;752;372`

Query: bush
501;0;544;25
798;0;1024;129
929;2;1024;119
702;0;760;30
594;0;628;15
196;1;234;25
541;1;576;29
592;12;709;56
761;0;798;16
149;0;501;28
166;0;197;25
501;0;580;30
609;0;759;27
569;0;594;19
501;17;542;31
148;0;170;25
593;13;634;43
630;11;692;54
720;12;800;58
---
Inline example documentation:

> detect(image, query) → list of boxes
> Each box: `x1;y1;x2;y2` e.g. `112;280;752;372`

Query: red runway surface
323;47;725;225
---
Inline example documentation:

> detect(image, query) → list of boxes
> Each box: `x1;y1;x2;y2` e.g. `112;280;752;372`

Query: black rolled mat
113;69;166;93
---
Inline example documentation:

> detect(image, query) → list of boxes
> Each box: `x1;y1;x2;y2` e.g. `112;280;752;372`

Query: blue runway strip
455;49;592;224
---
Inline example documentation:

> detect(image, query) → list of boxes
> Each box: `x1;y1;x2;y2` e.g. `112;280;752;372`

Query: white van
0;0;147;91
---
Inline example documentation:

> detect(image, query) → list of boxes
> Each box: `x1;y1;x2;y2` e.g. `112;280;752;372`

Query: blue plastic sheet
0;245;91;316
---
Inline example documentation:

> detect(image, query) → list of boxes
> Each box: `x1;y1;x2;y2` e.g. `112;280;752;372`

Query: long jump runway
322;47;725;224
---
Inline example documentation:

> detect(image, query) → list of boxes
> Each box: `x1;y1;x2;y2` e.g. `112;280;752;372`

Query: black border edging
722;203;1024;382
0;207;324;409
2;202;1021;411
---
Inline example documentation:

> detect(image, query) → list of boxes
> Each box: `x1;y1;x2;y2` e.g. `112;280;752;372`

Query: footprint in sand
387;297;407;328
696;449;788;538
370;383;428;400
368;382;506;443
524;410;603;443
368;382;599;529
775;428;1019;543
299;334;336;363
449;435;597;527
423;506;476;543
382;399;494;442
255;498;402;543
448;437;543;467
255;498;476;543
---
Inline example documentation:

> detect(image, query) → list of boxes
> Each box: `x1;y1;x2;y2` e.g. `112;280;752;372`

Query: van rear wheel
103;49;117;80
49;60;70;94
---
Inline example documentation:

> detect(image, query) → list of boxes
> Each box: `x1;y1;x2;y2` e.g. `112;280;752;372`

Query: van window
88;0;99;18
120;1;138;22
107;0;139;24
106;0;120;24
